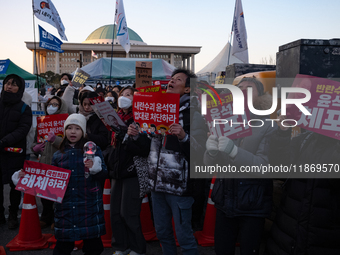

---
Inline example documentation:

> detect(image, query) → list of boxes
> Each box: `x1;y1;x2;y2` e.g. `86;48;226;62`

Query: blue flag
39;25;64;53
0;59;10;74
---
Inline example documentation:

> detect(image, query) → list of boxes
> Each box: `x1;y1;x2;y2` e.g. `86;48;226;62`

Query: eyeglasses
48;103;59;107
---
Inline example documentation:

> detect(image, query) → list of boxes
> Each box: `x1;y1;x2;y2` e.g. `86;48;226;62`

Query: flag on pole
114;0;130;53
33;0;68;41
231;0;248;63
92;50;98;59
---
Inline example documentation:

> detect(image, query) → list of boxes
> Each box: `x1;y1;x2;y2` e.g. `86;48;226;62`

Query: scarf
78;104;95;121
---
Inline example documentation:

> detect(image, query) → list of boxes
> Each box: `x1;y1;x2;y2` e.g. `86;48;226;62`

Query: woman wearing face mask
31;96;68;228
105;91;118;111
109;86;149;255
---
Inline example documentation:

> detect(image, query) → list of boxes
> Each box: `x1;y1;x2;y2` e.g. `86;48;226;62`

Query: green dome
85;24;143;42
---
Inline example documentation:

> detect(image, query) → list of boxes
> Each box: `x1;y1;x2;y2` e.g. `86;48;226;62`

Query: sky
1;0;340;75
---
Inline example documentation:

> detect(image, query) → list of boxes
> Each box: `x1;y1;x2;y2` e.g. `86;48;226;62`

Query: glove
218;136;238;158
47;131;56;143
32;143;45;153
89;156;103;175
206;135;219;156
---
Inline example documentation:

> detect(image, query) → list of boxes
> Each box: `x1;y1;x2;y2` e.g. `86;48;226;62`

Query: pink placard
286;74;340;140
16;160;71;203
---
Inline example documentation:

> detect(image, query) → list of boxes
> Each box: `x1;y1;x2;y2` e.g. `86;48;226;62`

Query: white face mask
118;96;132;109
61;80;69;86
105;97;115;103
46;105;58;115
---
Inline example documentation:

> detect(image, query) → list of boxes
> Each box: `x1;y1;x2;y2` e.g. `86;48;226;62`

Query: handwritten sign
16;160;71;203
135;61;152;88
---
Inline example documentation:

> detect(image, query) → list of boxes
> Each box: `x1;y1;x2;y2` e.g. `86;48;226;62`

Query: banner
0;59;10;74
36;113;68;143
33;0;68;41
137;85;164;93
135;61;152;88
133;93;179;134
39;25;64;53
16;160;71;203
90;97;127;132
114;0;130;53
204;93;252;139
231;0;248;63
286;74;340;140
71;68;90;88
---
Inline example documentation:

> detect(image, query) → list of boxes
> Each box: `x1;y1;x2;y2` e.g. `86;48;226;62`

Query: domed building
83;24;146;45
25;24;201;76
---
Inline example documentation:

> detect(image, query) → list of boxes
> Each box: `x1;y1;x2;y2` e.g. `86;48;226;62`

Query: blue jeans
151;191;198;255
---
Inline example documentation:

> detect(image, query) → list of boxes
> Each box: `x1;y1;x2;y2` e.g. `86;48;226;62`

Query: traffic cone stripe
210;183;214;190
22;203;37;210
208;197;214;205
103;188;110;195
103;204;110;210
142;197;148;203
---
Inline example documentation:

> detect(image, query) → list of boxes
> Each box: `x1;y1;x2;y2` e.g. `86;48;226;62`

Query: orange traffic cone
194;177;217;246
0;246;5;255
140;195;158;241
6;194;52;251
48;235;83;250
101;179;112;247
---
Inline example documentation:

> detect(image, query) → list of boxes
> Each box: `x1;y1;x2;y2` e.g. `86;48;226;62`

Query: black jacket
0;74;32;184
267;130;340;255
86;113;111;151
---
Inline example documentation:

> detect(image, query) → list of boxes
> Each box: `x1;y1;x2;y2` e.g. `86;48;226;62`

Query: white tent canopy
197;42;244;75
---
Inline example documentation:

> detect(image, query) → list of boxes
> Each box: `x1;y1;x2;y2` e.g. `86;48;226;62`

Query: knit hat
64;114;87;137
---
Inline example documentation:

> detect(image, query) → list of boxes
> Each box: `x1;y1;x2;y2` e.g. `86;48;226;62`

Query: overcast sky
1;0;339;74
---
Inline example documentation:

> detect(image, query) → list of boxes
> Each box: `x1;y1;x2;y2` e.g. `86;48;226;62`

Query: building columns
170;53;174;66
191;54;195;73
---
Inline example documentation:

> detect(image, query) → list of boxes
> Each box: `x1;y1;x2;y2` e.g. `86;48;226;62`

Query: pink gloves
33;143;45;153
47;131;56;143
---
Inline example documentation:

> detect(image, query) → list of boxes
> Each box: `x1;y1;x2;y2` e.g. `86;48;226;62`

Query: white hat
64;113;87;137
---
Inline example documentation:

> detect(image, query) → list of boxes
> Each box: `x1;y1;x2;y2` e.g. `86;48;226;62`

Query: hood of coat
0;74;25;104
44;96;68;115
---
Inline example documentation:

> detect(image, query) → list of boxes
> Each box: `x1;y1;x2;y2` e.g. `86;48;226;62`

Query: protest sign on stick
135;61;152;88
16;160;71;203
71;68;90;88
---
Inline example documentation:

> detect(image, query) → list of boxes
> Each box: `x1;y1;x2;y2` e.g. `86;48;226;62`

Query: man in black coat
0;74;32;229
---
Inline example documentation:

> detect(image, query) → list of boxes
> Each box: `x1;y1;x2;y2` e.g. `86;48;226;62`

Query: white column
126;52;130;58
170;53;174;66
103;52;107;58
191;54;195;73
56;52;60;74
33;51;37;74
42;55;46;73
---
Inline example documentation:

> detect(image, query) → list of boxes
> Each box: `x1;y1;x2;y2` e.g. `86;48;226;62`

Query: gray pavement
0;155;218;255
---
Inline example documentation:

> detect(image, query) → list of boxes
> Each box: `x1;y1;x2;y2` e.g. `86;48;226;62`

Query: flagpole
227;0;237;66
32;0;40;90
109;24;115;86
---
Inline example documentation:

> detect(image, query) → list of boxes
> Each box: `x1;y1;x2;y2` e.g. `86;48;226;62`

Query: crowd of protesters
0;69;339;255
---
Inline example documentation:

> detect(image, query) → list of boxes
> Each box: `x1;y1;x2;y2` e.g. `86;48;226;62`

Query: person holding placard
127;69;207;255
31;95;68;229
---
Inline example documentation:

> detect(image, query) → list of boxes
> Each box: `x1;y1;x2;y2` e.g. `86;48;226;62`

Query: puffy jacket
51;145;107;242
0;74;32;184
267;130;340;255
205;93;276;217
86;113;111;151
146;94;207;196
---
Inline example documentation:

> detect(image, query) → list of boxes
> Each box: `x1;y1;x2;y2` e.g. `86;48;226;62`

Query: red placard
36;113;68;143
133;93;179;134
15;160;71;203
286;74;340;140
204;92;252;139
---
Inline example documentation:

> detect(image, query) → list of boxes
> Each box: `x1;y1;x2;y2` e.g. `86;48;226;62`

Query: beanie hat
64;114;87;137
